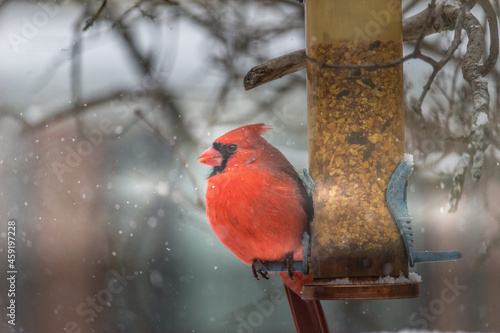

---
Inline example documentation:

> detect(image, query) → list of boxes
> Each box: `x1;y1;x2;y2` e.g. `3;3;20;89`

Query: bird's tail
279;272;329;333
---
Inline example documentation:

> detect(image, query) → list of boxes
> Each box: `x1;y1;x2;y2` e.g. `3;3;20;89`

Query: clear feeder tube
306;0;408;279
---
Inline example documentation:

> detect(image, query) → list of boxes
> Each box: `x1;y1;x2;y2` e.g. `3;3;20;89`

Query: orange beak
197;147;223;167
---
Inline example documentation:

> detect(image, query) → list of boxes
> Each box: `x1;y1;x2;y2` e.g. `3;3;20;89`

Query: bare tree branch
479;0;499;75
244;0;464;90
25;91;129;133
402;0;460;41
448;4;492;212
244;49;305;90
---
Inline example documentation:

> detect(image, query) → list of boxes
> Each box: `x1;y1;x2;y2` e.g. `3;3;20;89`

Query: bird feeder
243;0;462;323
304;0;407;298
301;0;461;300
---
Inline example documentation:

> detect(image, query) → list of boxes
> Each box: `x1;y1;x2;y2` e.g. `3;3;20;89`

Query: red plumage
198;123;312;295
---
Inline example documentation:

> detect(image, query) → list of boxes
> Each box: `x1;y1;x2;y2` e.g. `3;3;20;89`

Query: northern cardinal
198;124;328;332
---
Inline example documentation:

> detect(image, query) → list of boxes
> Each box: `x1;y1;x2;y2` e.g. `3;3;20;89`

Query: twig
112;0;177;28
414;1;465;125
83;0;108;31
72;11;87;107
412;0;439;52
112;0;146;28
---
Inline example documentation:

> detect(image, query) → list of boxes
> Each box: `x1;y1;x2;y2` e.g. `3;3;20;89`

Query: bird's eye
227;144;237;153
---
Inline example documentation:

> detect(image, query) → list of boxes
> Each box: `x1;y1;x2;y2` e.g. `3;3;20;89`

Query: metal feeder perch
259;0;461;301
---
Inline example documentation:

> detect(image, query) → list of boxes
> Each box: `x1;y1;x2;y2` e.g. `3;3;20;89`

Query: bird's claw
252;259;269;280
282;252;295;280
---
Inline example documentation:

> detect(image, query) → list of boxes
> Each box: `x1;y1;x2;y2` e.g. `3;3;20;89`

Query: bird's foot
282;252;295;280
252;259;269;280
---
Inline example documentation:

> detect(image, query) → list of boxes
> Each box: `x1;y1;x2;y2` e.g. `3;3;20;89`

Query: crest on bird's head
217;123;272;144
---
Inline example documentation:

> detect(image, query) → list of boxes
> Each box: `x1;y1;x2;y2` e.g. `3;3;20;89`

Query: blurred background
0;0;499;332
